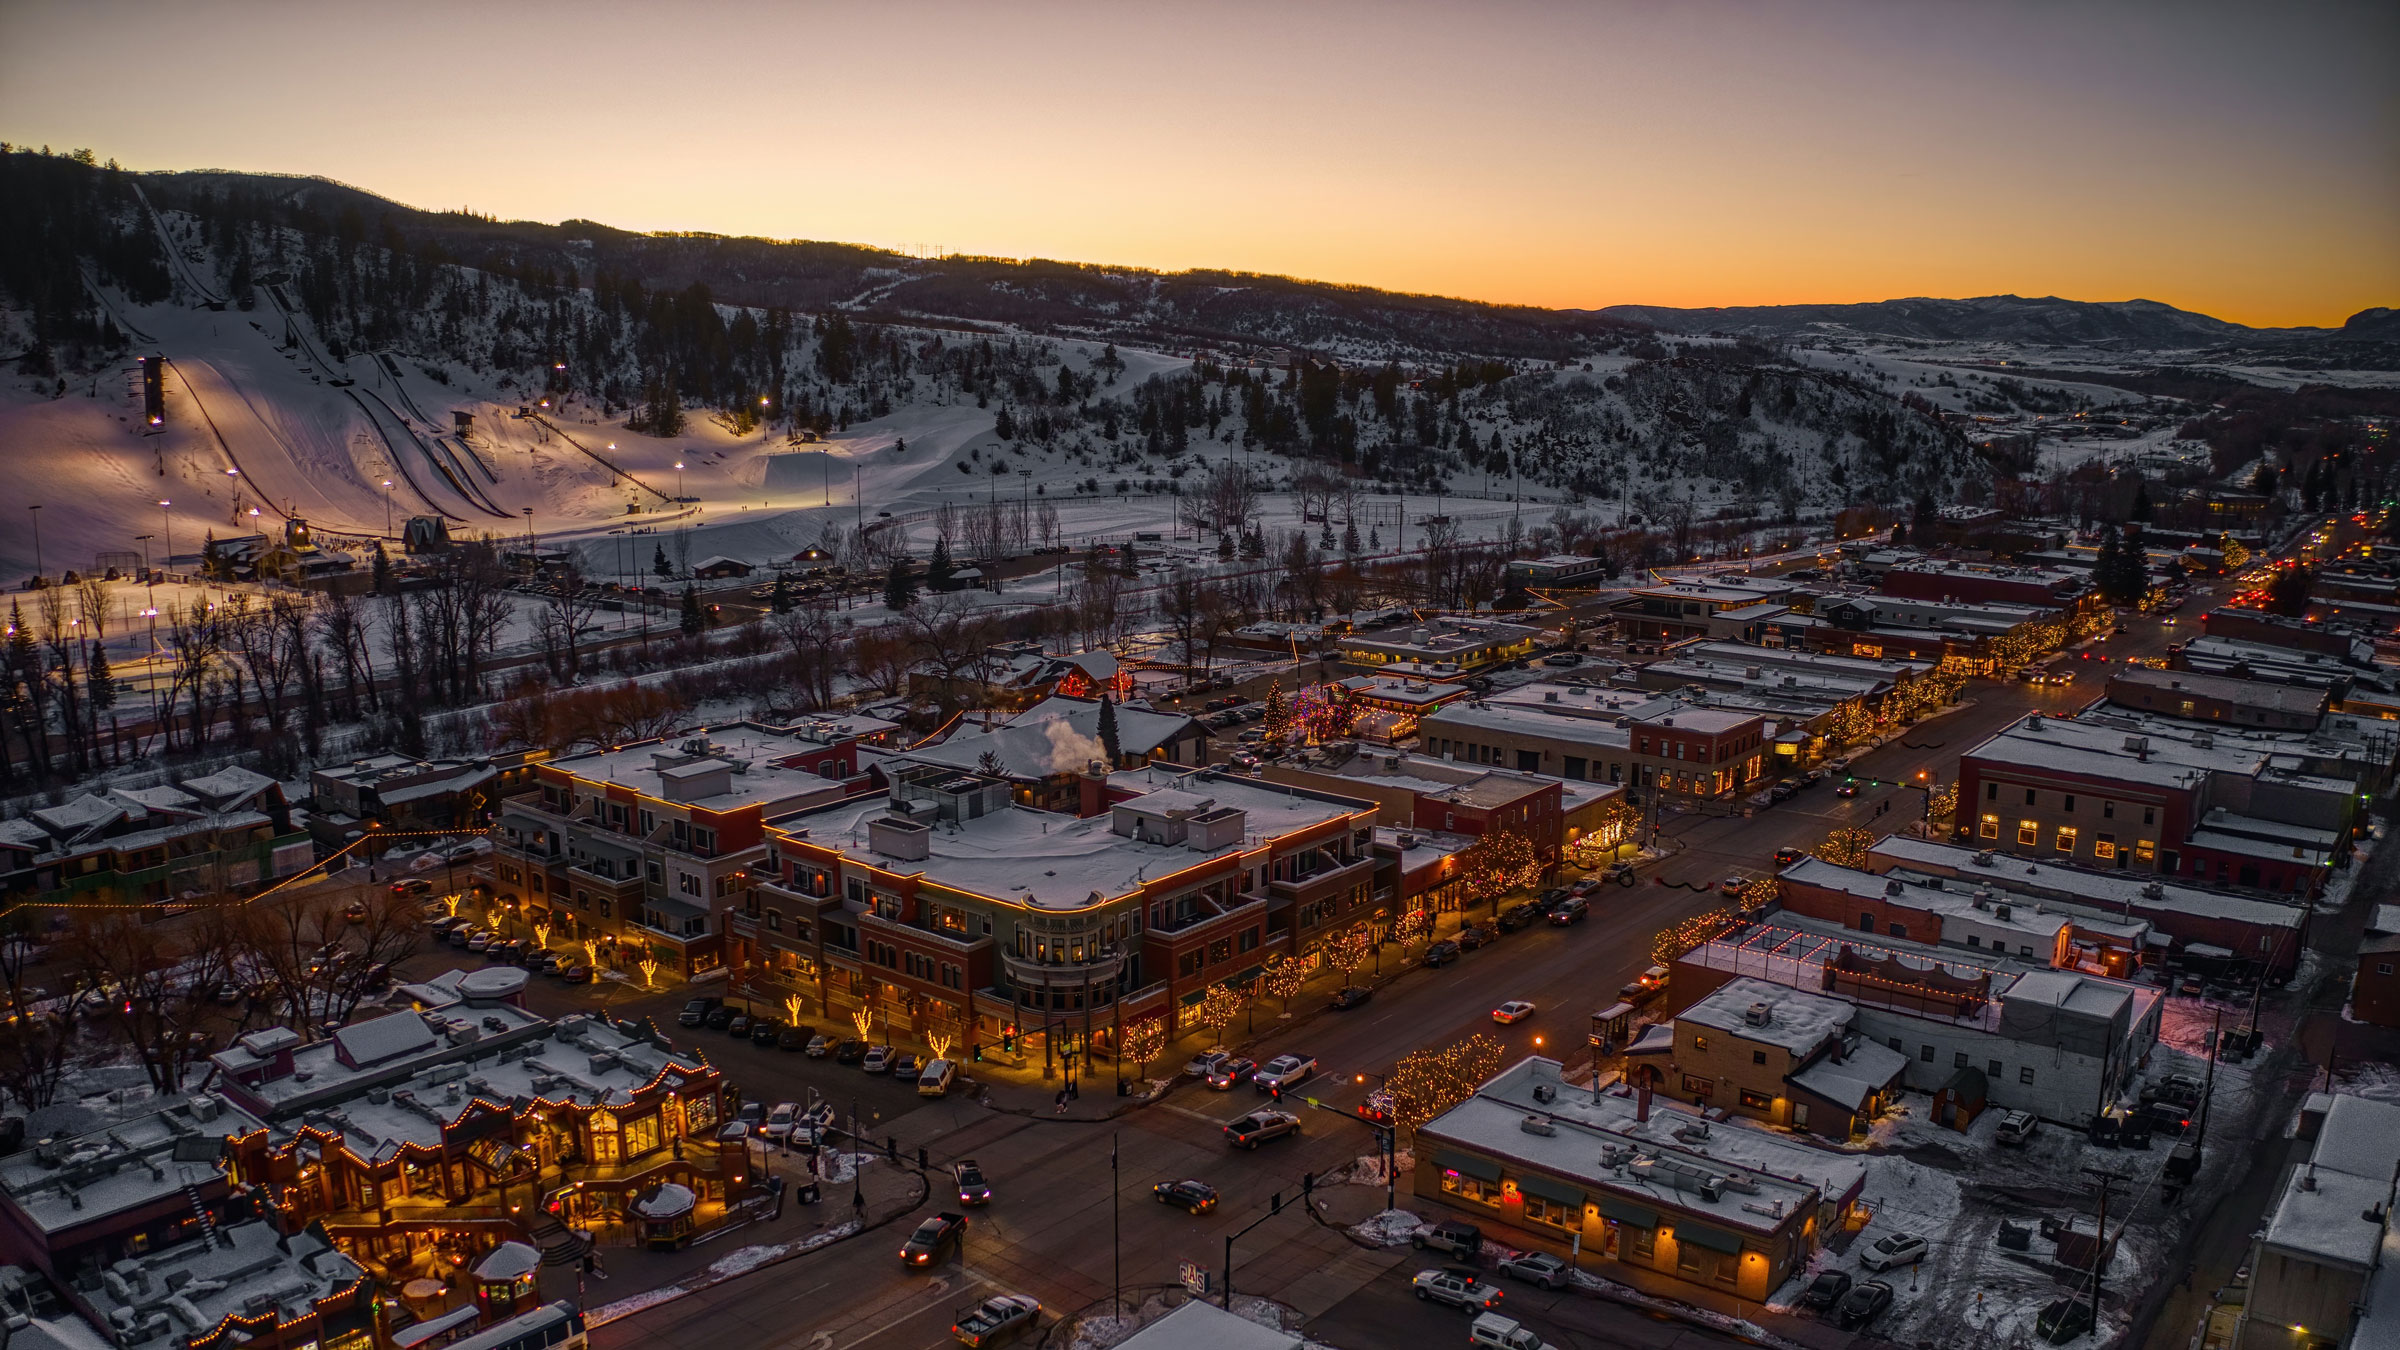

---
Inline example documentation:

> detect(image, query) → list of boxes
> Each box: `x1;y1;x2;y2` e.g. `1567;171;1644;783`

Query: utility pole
27;505;44;582
2080;1167;2125;1335
1111;1132;1121;1324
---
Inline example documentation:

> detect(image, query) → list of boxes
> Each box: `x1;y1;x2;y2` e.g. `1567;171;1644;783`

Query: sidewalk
532;1146;927;1326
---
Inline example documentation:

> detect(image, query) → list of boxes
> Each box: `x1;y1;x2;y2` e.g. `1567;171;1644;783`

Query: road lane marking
830;1271;988;1350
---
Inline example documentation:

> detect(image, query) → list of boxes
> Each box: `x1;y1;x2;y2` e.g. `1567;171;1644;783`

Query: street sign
1179;1261;1210;1296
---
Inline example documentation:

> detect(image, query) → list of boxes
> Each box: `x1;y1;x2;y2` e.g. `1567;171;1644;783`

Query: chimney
1078;762;1111;818
1636;1074;1652;1123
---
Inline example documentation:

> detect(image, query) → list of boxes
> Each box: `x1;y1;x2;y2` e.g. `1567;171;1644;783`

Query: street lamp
26;506;42;583
674;461;685;501
382;480;394;537
158;501;173;575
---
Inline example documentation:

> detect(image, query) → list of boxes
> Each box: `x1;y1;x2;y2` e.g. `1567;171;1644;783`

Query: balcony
1002;947;1127;988
860;908;991;956
1268;855;1377;906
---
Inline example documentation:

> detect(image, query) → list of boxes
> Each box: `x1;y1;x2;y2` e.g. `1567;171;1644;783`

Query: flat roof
1678;977;1853;1055
1868;836;2304;928
2107;666;2329;717
0;1095;264;1236
547;724;860;812
85;1222;366;1350
1418;1057;1863;1237
776;768;1368;910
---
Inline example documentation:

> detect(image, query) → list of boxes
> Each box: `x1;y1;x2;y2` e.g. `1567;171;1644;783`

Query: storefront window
684;1094;717;1134
621;1112;663;1158
1438;1170;1497;1205
1521;1195;1575;1230
588;1110;621;1164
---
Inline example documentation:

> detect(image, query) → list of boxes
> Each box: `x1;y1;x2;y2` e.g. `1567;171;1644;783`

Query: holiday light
637;957;658;989
785;994;807;1025
1388;1033;1505;1135
1192;982;1247;1037
851;1009;876;1040
1261;958;1309;1007
1120;1016;1167;1068
928;1032;955;1061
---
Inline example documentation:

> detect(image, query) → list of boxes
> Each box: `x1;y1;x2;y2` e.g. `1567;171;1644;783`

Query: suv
1223;1110;1301;1149
1544;896;1588;925
1413;1219;1483;1260
1412;1267;1503;1311
1423;940;1461;967
1494;1251;1568;1290
1994;1110;2038;1147
1797;1269;1853;1311
1859;1233;1929;1271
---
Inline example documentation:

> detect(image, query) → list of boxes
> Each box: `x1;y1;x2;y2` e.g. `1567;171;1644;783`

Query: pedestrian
1055;1088;1068;1114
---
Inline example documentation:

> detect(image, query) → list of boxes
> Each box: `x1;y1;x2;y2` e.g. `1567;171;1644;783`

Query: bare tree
774;602;843;711
222;890;423;1036
59;909;238;1093
0;921;85;1112
163;596;228;754
1291;462;1347;525
1192;460;1261;537
538;563;604;682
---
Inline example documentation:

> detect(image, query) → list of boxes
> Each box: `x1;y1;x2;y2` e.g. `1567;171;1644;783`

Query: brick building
2104;666;2329;731
1417;697;1767;800
1662;978;1908;1139
732;765;1380;1074
2353;905;2400;1029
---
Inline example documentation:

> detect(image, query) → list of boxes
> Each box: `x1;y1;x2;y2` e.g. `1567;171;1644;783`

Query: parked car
1468;1313;1556;1350
1152;1179;1218;1214
951;1293;1040;1348
1423;940;1461;967
1835;1279;1894;1329
1769;778;1800;802
1330;986;1373;1010
806;1033;831;1057
1619;965;1670;1003
1185;1050;1231;1078
726;1015;754;1038
778;1025;813;1051
1544;896;1588;925
1537;887;1571;907
1540;651;1581;667
1413;1219;1483;1260
1497;901;1545;932
1224;1110;1301;1149
1995;1110;2039;1147
2035;1295;2094;1341
1491;1000;1536;1024
1719;874;1754;897
1859;1233;1929;1271
464;930;494;953
2143;1073;2205;1109
749;1019;782;1046
1252;1054;1316;1092
901;1213;967;1268
863;1046;893;1073
704;1005;737;1030
1567;876;1603;898
1494;1250;1568;1290
953;1159;993;1206
342;900;368;924
1797;1269;1853;1311
763;1102;803;1141
891;1052;923;1081
833;1039;869;1064
1204;1057;1257;1090
679;998;720;1027
1411;1267;1504;1311
1455;925;1494;951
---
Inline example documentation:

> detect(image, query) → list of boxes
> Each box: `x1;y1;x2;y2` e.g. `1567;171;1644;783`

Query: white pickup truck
951;1293;1040;1347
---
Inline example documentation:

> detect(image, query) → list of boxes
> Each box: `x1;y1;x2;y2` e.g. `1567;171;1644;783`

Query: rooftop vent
1742;1001;1774;1027
1520;1115;1557;1137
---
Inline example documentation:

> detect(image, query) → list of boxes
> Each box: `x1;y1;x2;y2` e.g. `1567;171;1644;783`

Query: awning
1675;1221;1746;1254
1596;1196;1658;1228
393;1306;481;1349
1432;1150;1502;1183
1518;1173;1583;1208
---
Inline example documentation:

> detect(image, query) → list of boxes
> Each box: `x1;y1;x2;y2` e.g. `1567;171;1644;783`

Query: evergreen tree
2129;479;2153;522
1342;520;1361;554
1888;521;1908;547
653;542;673;579
2247;460;2279;497
1097;695;1121;764
2093;524;2125;604
370;541;393;595
994;406;1016;441
1261;680;1292;741
770;574;793;614
1217;532;1235;561
679;585;705;636
1119;542;1138;577
927;535;956;591
883;557;917;611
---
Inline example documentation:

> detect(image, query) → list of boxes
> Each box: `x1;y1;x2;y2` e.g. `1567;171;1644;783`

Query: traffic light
1001;1031;1014;1052
972;1045;984;1063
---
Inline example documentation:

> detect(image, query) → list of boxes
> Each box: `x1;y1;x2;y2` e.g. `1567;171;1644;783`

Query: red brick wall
2353;951;2400;1028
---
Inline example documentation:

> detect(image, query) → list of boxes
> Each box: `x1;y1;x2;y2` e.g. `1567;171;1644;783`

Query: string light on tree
1387;1033;1506;1136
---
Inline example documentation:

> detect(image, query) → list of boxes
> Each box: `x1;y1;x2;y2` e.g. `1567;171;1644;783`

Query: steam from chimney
1045;719;1110;774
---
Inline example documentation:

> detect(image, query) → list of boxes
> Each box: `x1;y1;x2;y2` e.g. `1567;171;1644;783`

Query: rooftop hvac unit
1742;1002;1774;1027
1972;850;1996;867
1532;1084;1556;1103
1520;1115;1557;1137
1884;878;1906;896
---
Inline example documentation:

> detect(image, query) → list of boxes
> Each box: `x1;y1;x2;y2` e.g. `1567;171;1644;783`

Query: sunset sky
3;0;2392;328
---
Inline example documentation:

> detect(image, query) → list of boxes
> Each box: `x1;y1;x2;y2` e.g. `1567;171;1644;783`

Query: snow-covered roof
899;698;1200;781
83;1222;366;1350
0;1094;264;1236
1787;1037;1909;1112
2369;905;2400;938
181;765;279;808
1866;835;2307;929
1678;977;1853;1056
546;724;855;814
1417;1057;1862;1238
1420;699;1631;749
773;768;1369;911
1115;1301;1301;1350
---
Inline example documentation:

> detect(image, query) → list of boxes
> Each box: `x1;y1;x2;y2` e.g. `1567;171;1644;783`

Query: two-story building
1660;978;1908;1139
482;724;859;977
881;697;1210;811
732;765;1380;1076
2103;666;2329;731
1418;697;1767;801
0;767;310;911
2236;1093;2400;1350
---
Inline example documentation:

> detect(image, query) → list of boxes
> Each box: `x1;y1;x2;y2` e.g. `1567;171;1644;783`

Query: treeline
0;147;171;373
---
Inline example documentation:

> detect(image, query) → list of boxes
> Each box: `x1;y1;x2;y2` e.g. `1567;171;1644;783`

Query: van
917;1058;957;1097
1470;1313;1557;1350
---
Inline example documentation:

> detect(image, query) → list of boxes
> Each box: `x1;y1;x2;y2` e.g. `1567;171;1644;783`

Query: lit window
2018;820;2039;846
2054;827;2078;853
1980;813;2000;839
2136;840;2155;864
2093;835;2116;860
